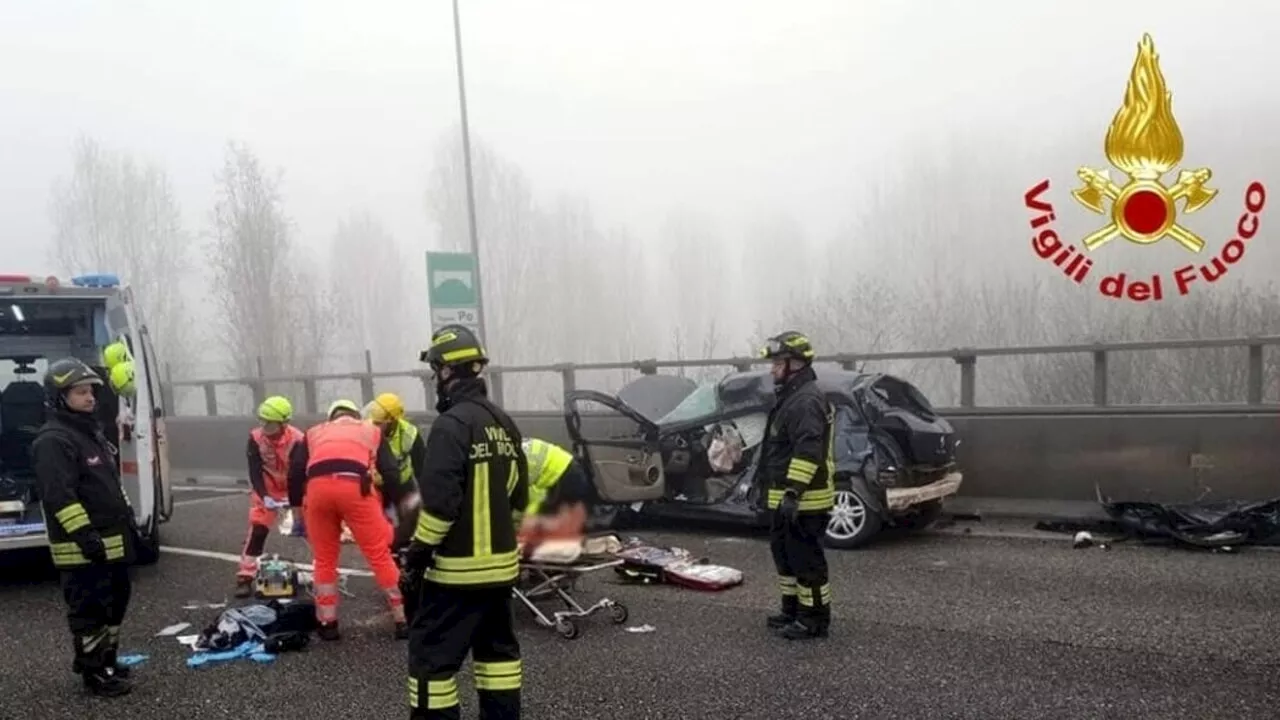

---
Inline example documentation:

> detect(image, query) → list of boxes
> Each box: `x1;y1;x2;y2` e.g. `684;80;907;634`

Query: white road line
160;545;374;577
174;486;246;494
173;495;245;508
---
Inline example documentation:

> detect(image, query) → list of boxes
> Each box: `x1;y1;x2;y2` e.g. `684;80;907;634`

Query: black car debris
564;367;963;548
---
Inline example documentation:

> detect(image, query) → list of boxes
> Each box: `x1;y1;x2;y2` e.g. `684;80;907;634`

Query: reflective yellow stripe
767;488;834;512
428;677;460;709
797;582;832;607
473;462;491;557
786;458;818;484
80;629;108;652
506;463;519;496
408;677;418;708
779;575;797;596
414;511;452;545
474;659;522;691
441;347;480;363
55;503;91;534
425;550;519;586
49;534;125;567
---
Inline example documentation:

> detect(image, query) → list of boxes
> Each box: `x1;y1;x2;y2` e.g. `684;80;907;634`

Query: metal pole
452;0;487;345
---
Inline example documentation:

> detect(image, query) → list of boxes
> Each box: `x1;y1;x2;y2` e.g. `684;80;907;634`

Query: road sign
426;252;483;338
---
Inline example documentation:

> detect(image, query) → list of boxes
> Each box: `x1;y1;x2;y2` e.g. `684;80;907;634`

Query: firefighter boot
104;645;131;680
234;576;255;599
766;595;799;630
317;621;341;642
83;667;132;697
781;608;828;641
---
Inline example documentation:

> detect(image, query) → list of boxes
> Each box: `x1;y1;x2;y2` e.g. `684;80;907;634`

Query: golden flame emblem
1071;34;1217;253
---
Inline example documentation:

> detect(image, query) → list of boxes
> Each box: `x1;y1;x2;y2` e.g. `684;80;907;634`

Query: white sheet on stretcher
524;540;583;565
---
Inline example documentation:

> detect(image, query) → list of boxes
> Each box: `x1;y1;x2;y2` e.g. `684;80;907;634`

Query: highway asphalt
1;485;1278;719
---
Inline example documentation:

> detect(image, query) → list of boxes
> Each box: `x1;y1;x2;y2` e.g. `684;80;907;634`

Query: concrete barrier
165;410;1280;504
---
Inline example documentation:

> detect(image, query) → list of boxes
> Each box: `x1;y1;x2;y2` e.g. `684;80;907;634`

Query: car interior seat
0;378;47;478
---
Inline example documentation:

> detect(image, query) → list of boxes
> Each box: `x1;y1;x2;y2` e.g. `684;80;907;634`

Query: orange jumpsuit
287;417;404;627
237;425;304;579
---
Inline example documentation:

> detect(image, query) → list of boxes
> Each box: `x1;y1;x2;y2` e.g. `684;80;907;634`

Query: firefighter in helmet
404;325;529;719
363;392;425;551
757;331;836;640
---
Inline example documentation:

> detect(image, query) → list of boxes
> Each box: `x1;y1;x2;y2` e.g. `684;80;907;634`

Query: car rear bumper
886;471;963;512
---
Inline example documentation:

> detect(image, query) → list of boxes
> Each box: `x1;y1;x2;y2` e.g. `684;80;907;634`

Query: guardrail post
302;378;318;414
636;360;658;375
733;358;753;372
250;357;266;407
559;364;576;397
489;370;505;407
160;364;176;414
359;350;375;404
203;382;218;416
419;374;435;412
1246;341;1264;404
1092;349;1108;406
954;352;976;408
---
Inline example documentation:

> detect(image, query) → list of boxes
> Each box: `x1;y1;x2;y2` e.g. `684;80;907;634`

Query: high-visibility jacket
305;417;380;476
248;425;304;496
413;379;528;588
382;419;420;488
758;366;836;514
522;438;574;516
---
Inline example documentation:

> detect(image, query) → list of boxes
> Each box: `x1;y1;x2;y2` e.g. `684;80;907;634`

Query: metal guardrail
160;335;1280;417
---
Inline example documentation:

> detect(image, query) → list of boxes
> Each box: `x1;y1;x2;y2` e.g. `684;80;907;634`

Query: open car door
102;289;157;532
563;389;667;503
139;324;172;522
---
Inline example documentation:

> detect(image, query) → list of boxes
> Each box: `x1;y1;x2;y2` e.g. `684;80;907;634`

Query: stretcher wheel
608;603;629;624
554;619;579;640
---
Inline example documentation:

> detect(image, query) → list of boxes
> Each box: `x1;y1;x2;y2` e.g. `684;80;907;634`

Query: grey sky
2;0;1277;289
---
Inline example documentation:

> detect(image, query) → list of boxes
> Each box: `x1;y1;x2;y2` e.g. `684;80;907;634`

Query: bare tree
207;141;335;388
328;210;411;369
48;134;193;373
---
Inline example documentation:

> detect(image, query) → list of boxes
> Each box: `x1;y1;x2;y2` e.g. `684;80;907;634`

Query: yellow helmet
257;395;293;423
109;361;135;398
364;392;405;424
102;340;132;370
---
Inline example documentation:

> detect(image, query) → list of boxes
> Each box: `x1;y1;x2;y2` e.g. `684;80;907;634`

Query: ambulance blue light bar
70;274;120;288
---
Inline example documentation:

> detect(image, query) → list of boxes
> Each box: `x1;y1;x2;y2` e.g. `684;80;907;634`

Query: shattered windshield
655;382;720;425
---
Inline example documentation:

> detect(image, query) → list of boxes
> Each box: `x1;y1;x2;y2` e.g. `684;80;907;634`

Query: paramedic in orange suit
288;399;408;641
234;395;304;598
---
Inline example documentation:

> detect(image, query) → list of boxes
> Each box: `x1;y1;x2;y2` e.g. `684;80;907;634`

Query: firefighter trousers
304;476;404;625
769;511;832;626
61;562;132;674
408;583;521;720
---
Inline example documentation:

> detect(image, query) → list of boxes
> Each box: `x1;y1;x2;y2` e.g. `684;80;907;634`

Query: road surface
1;485;1276;719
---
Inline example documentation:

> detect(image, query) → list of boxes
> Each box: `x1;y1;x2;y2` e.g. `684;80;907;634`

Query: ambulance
0;273;174;563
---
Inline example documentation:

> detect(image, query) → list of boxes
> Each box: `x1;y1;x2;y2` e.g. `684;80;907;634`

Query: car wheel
824;484;883;549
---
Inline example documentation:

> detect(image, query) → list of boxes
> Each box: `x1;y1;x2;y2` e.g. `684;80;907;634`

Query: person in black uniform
31;358;138;696
403;325;529;720
757;331;836;640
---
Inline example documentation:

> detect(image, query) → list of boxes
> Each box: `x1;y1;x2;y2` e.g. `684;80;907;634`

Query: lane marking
159;545;375;577
173;495;245;508
174;486;246;494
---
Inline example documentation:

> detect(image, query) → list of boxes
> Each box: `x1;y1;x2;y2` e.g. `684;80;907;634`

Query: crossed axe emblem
1071;167;1218;252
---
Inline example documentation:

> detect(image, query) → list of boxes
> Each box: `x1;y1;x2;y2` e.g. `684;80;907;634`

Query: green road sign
426;252;478;309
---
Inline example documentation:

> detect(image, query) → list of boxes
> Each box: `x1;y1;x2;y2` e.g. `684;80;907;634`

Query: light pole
452;0;487;345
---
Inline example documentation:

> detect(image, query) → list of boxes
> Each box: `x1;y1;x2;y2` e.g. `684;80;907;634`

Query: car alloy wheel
827;490;867;541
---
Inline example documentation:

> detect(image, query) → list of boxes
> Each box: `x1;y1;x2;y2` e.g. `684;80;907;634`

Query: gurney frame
513;557;629;640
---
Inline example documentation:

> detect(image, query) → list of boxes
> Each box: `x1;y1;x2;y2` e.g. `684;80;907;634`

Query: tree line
46;128;1279;414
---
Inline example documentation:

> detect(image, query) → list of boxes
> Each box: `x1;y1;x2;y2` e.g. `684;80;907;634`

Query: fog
2;0;1278;413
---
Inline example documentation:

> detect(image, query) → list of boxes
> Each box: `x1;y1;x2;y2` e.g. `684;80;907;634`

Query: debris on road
625;624;656;633
613;538;744;591
1073;531;1094;549
156;621;192;637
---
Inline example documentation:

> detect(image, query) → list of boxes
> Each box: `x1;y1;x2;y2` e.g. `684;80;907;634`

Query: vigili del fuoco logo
1023;33;1266;301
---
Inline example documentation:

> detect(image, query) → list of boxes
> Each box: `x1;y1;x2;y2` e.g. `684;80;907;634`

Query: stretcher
513;540;630;640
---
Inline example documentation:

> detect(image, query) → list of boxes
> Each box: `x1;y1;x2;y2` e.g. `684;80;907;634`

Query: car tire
824;482;883;550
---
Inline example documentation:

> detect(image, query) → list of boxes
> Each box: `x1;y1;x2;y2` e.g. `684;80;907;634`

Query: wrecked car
564;367;963;549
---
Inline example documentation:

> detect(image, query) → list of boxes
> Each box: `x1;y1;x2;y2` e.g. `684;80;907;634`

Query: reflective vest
305;417;380;474
523;438;574;515
381;419;420;488
250;425;304;493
